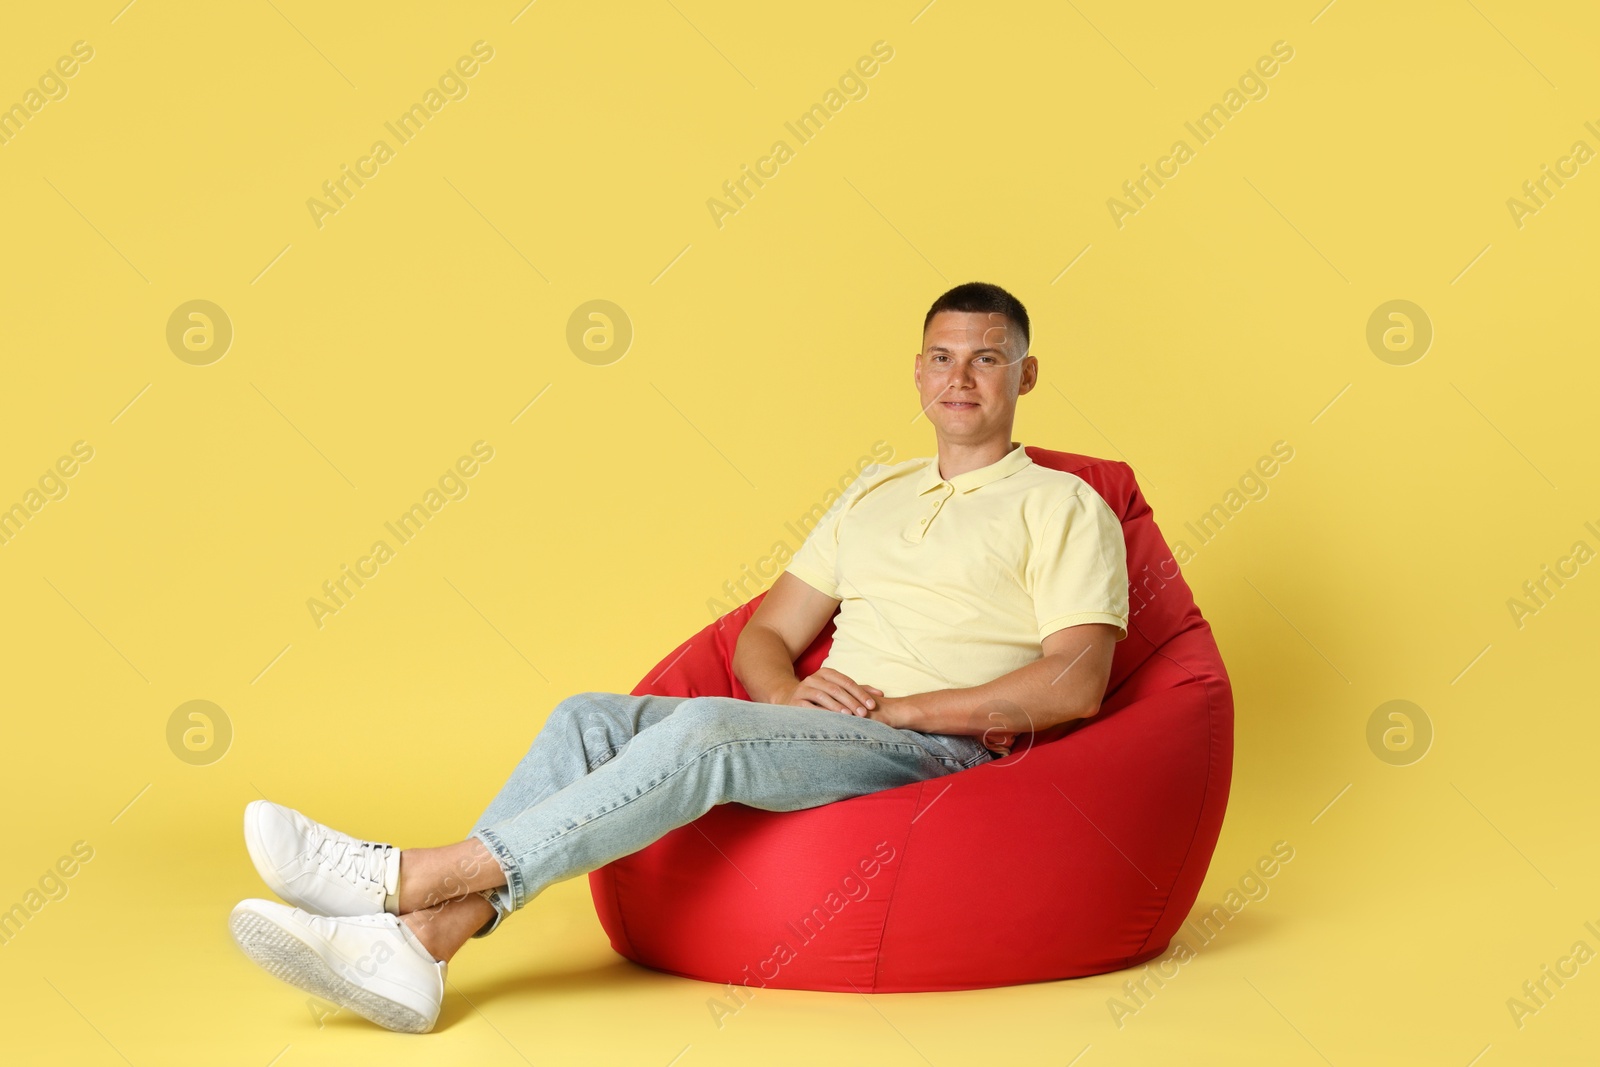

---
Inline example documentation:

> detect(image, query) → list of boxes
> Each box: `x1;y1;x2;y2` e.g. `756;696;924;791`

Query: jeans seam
486;734;933;886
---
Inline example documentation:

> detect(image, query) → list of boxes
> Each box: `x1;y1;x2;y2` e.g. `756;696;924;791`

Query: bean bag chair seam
1124;641;1231;961
603;866;638;960
867;784;924;993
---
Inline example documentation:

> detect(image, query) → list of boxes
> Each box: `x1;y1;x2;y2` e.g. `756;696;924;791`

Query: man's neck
935;435;1017;481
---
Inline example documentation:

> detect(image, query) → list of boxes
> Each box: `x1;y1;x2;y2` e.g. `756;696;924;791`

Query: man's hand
977;721;1019;758
861;695;1015;753
780;668;884;716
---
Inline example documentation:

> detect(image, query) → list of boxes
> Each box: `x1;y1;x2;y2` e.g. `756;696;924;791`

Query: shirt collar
916;442;1033;496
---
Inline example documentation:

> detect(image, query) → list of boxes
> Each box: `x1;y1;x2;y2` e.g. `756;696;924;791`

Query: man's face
915;310;1037;442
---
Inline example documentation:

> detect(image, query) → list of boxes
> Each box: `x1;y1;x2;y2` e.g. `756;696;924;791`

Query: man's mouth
941;401;979;409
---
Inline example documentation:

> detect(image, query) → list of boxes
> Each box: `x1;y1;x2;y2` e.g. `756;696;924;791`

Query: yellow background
2;1;1596;1063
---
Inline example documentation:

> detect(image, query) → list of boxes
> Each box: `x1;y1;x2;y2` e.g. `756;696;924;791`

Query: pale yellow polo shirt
783;442;1129;699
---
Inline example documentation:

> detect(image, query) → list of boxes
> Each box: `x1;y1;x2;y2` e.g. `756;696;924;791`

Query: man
229;281;1130;1033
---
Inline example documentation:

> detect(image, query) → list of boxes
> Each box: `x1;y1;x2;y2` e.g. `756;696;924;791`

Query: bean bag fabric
587;447;1233;992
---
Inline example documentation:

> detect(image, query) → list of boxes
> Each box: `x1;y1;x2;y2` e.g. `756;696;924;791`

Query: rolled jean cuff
469;827;522;937
471;889;509;939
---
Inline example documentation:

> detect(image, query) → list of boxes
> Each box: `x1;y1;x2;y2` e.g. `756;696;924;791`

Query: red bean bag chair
588;447;1233;992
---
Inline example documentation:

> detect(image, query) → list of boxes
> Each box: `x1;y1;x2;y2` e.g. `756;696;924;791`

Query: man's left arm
870;622;1119;751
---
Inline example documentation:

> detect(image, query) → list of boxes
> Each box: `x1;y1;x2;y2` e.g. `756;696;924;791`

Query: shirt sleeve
1028;488;1130;641
782;469;876;599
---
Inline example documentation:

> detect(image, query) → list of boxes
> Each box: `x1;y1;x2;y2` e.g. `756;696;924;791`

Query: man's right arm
733;572;881;715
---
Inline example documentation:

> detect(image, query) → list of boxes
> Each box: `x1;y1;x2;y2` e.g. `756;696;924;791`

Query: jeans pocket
918;731;992;771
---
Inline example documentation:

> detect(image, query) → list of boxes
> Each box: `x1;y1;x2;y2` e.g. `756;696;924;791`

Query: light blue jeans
467;691;995;936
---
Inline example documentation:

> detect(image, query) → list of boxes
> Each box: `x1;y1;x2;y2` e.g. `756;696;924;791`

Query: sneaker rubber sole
229;905;436;1034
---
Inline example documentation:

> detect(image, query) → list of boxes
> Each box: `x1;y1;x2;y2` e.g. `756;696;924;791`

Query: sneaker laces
309;831;390;887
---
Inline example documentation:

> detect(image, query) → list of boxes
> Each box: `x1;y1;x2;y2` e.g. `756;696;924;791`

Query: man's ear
1017;354;1038;395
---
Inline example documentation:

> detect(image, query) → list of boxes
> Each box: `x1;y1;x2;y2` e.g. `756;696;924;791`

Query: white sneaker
229;898;445;1034
244;800;399;917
